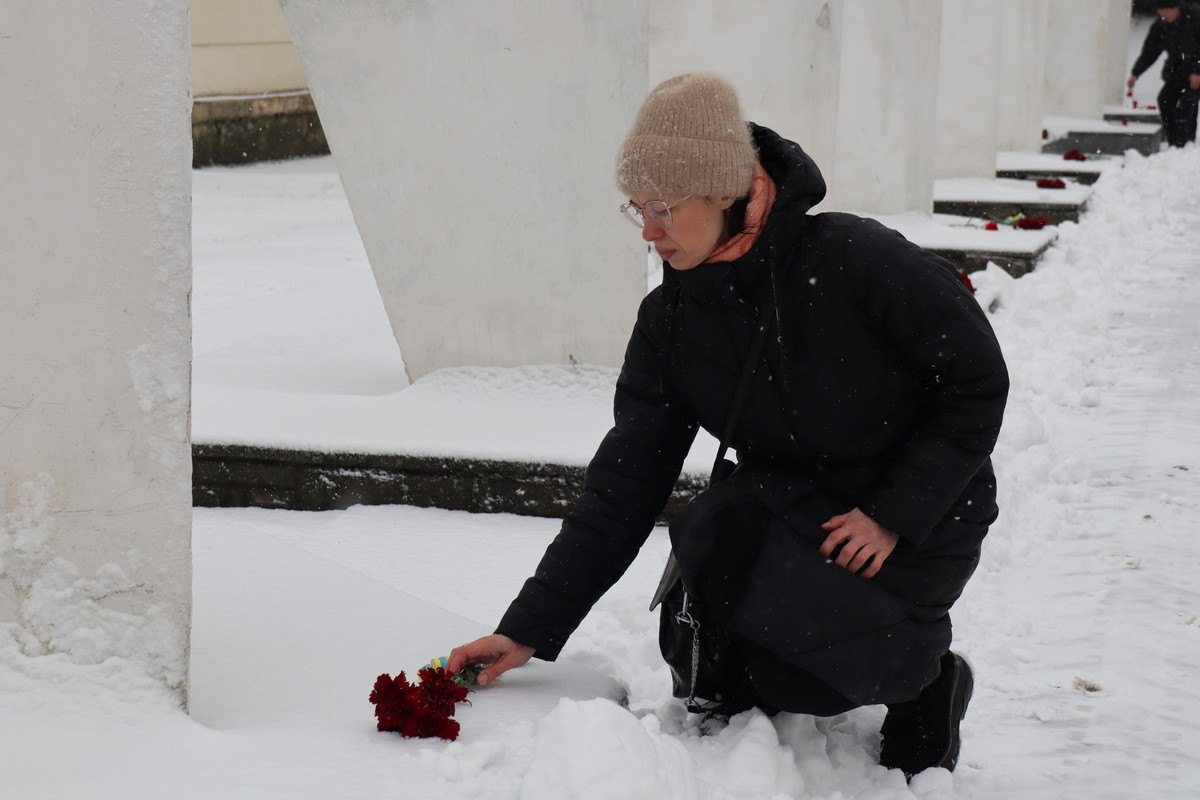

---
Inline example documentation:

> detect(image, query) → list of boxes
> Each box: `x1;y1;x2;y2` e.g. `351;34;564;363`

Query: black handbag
650;301;775;711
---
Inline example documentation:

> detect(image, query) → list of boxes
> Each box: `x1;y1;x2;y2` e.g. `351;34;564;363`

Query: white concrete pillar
828;0;942;213
648;0;842;197
997;0;1050;151
0;2;193;696
935;0;1004;179
1104;0;1132;106
1044;0;1121;119
650;0;940;215
280;1;649;380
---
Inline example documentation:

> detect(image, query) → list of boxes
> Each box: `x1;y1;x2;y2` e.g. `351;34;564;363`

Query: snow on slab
192;362;720;474
1043;114;1160;136
866;211;1056;254
189;514;625;734
995;150;1123;175
933;177;1091;206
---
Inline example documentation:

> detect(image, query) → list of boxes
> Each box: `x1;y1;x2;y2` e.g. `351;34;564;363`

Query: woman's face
629;193;734;271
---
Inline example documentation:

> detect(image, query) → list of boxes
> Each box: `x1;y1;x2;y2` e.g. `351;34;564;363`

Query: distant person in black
1129;0;1200;147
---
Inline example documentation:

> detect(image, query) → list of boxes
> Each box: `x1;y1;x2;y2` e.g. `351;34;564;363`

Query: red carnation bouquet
369;665;474;741
1035;177;1067;189
1016;216;1051;230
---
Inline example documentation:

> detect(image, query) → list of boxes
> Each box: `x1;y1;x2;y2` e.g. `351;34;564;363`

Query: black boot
879;651;974;779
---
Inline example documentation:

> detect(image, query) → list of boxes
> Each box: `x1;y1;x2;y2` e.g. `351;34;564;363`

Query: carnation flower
369;666;471;741
1036;178;1066;189
1062;149;1087;161
417;666;470;717
1016;216;1051;230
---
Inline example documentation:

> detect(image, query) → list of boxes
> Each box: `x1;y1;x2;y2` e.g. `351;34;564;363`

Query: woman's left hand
818;508;899;580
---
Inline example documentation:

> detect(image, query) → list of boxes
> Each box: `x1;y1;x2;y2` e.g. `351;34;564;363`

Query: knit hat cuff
617;132;757;198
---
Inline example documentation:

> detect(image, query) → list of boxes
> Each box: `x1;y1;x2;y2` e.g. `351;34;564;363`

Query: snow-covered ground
6;19;1200;797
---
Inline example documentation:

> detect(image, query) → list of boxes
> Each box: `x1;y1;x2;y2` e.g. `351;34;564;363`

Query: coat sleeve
1132;21;1165;78
1187;12;1200;74
494;290;699;659
841;222;1009;546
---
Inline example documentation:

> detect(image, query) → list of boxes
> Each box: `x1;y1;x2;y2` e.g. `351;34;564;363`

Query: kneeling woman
448;73;1008;778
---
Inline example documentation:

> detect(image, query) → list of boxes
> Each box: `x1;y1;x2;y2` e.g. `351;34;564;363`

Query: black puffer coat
497;125;1009;677
1131;2;1200;83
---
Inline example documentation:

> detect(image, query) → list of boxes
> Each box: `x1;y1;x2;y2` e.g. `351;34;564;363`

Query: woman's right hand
446;634;535;686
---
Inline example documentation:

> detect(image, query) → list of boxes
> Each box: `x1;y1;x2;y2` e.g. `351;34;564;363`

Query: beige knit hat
616;72;756;199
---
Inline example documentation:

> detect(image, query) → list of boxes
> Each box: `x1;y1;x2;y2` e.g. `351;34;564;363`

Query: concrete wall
193;0;306;96
0;2;193;696
1044;0;1121;119
935;0;1003;179
649;0;842;204
997;0;1050;151
828;0;941;213
650;0;939;215
1104;0;1133;105
281;1;649;380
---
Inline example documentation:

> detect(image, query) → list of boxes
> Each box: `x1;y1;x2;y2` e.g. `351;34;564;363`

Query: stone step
933;177;1090;225
192;91;330;168
1041;114;1161;157
869;211;1057;278
995;150;1121;186
193;442;705;520
1103;104;1161;124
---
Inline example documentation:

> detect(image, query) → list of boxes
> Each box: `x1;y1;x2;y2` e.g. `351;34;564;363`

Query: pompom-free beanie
616;72;756;199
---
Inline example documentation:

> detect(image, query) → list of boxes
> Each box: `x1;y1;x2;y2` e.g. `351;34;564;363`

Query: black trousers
670;468;985;716
1159;78;1200;147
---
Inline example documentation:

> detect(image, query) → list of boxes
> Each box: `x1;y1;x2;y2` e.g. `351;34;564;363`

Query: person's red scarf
704;161;776;264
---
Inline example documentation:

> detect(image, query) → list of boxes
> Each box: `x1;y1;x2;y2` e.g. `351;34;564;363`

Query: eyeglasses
619;195;692;228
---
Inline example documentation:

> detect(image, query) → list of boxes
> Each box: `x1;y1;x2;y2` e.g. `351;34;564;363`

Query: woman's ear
718;196;736;211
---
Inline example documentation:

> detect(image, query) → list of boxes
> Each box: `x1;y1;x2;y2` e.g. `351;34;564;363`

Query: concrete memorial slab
0;1;193;696
1042;115;1163;156
996;151;1124;186
280;1;649;381
933;176;1091;224
1103;104;1162;124
870;212;1057;278
190;523;627;735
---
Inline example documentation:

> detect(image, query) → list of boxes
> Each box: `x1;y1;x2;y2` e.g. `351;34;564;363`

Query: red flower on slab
1016;216;1051;230
985;221;999;231
958;271;977;294
1036;178;1066;189
1042;128;1049;139
370;668;470;741
1062;149;1087;161
1132;100;1139;109
416;666;470;717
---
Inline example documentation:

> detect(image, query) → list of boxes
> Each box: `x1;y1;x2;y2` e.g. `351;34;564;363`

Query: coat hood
749;123;826;217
